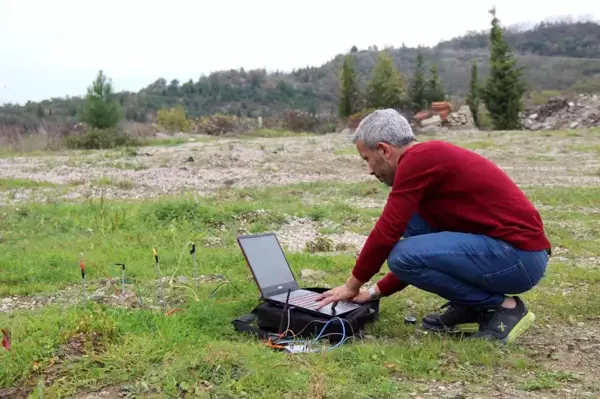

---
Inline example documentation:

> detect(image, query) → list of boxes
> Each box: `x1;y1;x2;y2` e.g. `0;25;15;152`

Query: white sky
0;0;597;105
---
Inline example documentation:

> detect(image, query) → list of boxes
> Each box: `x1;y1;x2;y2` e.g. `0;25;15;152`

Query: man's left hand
314;284;359;310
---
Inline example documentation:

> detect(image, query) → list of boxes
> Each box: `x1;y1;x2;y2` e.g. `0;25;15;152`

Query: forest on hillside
2;20;600;131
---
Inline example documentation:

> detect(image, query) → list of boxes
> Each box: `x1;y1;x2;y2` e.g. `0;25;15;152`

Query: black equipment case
232;287;380;344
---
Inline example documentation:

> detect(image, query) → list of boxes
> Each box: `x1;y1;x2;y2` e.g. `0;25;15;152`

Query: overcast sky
0;0;597;105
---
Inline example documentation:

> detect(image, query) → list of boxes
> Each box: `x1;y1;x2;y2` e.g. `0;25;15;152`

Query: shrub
279;111;339;133
66;128;139;150
194;114;239;135
348;108;377;129
157;106;192;133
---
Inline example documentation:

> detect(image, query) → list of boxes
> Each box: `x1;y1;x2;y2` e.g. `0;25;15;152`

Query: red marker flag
1;329;10;351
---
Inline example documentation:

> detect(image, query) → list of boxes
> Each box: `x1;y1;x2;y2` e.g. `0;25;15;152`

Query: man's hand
314;284;359;310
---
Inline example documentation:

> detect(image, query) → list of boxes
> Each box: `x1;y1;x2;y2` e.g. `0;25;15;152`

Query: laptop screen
238;234;297;294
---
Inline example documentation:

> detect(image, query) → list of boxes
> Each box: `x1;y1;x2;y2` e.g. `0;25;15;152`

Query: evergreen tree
36;104;44;118
338;55;361;118
481;8;527;130
409;51;428;112
426;64;446;103
366;52;406;110
466;62;481;127
80;70;122;129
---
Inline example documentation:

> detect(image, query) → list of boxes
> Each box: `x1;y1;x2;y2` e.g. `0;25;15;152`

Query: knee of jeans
387;242;416;274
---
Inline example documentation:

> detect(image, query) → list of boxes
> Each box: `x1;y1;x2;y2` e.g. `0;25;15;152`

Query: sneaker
471;296;535;344
421;302;480;333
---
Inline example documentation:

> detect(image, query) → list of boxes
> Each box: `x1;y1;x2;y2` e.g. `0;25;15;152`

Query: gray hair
352;109;416;150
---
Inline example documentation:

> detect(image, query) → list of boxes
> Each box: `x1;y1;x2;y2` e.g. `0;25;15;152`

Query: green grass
0;178;56;190
565;144;600;154
525;155;557;162
91;176;135;190
240;129;317;139
1;177;599;397
459;140;497;150
333;147;358;156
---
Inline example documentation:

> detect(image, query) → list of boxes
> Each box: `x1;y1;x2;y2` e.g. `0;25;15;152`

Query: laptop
237;232;361;317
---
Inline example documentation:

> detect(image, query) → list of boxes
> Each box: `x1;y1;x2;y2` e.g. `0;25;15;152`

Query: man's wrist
368;284;382;300
345;275;364;292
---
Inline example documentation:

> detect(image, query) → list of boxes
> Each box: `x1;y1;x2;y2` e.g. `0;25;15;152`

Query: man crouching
315;109;551;344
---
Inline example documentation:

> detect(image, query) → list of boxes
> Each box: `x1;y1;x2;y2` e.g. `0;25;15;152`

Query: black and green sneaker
421;302;480;333
470;296;535;344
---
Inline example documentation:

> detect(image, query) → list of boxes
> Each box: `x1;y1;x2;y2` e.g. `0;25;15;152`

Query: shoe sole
421;321;479;334
501;311;536;344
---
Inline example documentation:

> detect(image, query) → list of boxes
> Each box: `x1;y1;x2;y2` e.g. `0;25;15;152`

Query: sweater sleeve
376;272;409;296
351;148;443;284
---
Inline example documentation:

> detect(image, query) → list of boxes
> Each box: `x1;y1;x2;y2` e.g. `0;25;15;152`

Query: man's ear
376;142;391;158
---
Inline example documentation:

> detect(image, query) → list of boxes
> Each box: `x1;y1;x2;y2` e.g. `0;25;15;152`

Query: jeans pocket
480;261;534;295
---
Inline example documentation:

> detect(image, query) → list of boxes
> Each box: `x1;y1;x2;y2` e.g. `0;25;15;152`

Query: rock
177;276;190;284
420;115;442;127
530;122;544;131
1;298;12;304
89;293;105;302
522;94;600;130
300;269;327;280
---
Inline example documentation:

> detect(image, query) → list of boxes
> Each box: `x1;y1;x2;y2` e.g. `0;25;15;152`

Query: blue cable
311;317;347;350
274;317;350;351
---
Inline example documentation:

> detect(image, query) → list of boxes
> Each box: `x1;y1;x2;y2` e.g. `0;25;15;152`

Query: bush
348;108;377;129
157;106;192;133
194;114;240;135
66;128;139;150
263;111;339;134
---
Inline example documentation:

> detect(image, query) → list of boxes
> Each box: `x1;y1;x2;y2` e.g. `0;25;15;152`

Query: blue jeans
387;213;549;308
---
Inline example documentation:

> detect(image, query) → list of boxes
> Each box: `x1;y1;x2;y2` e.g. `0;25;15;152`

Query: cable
271;314;354;352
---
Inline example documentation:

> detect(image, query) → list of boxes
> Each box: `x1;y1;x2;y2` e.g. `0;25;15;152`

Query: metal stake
115;263;126;295
80;253;86;308
190;244;197;289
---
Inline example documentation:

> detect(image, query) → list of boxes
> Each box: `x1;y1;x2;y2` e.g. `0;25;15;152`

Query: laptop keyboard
287;290;321;309
270;289;361;314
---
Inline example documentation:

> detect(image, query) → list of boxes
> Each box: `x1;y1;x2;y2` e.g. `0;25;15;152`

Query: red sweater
351;140;551;296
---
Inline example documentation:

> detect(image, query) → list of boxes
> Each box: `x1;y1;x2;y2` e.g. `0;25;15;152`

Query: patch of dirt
0;134;370;205
72;385;125;399
1;274;228;315
0;387;32;399
521;323;600;376
4;130;598;206
275;216;367;253
406;322;600;399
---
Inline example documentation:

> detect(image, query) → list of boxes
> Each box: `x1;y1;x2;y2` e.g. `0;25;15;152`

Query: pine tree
466;62;481;128
409;51;428;112
366;52;407;110
338;55;361;118
80;70;122;129
426;64;446;103
481;8;527;130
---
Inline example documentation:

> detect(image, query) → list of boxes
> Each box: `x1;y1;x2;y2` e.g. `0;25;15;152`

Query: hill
2;20;600;131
